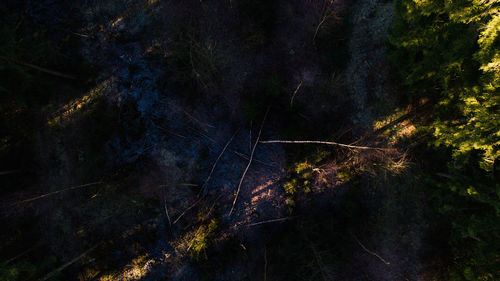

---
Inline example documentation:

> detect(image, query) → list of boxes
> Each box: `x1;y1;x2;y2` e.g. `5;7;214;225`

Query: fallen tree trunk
260;140;391;150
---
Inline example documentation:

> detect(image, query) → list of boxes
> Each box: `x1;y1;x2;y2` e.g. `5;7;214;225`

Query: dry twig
172;129;240;224
163;187;172;228
353;235;391;265
260;140;391;150
290;80;303;107
0;55;76;79
12;182;103;205
2;244;39;265
0;170;20;176
173;196;204;225
40;243;101;281
229;107;269;216
201;194;223;221
310;241;328;281
244;216;295;228
230;150;275;167
200;128;241;195
312;0;341;44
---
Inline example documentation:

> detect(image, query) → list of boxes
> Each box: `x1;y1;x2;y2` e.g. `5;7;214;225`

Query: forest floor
1;0;437;280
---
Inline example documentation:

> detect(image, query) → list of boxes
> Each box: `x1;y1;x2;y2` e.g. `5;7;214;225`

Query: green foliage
429;161;500;281
190;219;218;261
284;162;313;195
389;1;500;279
283;150;331;209
388;0;499;172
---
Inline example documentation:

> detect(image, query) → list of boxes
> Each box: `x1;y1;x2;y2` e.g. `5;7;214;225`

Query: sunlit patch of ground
250;179;275;205
47;79;114;126
373;105;418;144
98;254;154;281
225;143;287;232
373;98;429;145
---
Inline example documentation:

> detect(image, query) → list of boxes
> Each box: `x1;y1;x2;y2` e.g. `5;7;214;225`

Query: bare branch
40;242;101;281
173;196;204;225
230;150;275;167
0;170;20;176
260;140;391;150
11;182;103;205
244;216;295;227
312;0;339;44
200;128;241;195
229;107;270;216
353;235;391;265
171;129;240;224
163;190;172;228
2;244;39;265
310;241;328;281
290;80;303;107
201;194;223;221
0;55;76;79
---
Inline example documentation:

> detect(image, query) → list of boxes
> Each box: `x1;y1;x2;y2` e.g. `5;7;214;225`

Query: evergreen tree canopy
389;1;499;280
390;0;499;172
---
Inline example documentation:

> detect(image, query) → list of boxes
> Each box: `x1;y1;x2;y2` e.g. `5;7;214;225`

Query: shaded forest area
0;0;498;280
